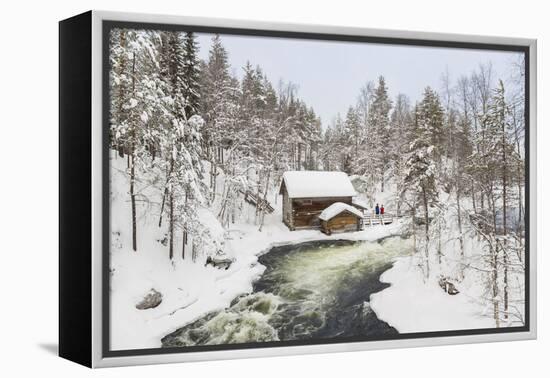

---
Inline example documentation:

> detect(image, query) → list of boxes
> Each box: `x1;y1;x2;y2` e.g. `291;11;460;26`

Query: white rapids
161;236;413;347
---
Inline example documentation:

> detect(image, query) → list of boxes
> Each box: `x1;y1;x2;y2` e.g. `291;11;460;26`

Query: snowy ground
370;257;495;333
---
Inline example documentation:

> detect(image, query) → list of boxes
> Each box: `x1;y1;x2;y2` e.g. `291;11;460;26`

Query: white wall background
0;0;545;376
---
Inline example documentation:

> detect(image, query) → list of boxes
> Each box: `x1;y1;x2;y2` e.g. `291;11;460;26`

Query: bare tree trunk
437;215;442;265
471;183;477;213
129;52;137;252
456;188;465;279
217;183;229;227
511;102;524;231
354;131;359;164
517;181;523;232
254;172;262;224
158;175;169;227
502;120;509;320
488;187;500;327
293;144;297;170
258;167;272;231
181;229;187;260
211;159;217;203
492;245;500;328
397;195;401;217
422;188;430;279
503;248;509;321
315;143;319;170
412;207;417;254
231;166;236;224
169;190;174;260
298;143;302;170
158;186;167;228
158;160;175;228
130;153;137;251
182;191;188;260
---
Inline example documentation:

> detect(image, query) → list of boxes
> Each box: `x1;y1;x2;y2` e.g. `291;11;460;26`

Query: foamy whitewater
162;236;414;346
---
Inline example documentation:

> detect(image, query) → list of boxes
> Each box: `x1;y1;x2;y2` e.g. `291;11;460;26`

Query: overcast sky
196;33;522;128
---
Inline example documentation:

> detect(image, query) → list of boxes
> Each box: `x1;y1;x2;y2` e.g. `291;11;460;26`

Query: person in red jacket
380;204;385;215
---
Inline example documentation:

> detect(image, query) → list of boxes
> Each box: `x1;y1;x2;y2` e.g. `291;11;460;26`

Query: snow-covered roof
280;171;357;198
319;202;364;221
352;198;370;210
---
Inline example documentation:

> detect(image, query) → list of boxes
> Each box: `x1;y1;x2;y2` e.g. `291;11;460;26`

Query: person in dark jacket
375;203;380;215
381;204;385;215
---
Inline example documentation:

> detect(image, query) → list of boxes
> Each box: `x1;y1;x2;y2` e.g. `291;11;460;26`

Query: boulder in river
135;289;163;310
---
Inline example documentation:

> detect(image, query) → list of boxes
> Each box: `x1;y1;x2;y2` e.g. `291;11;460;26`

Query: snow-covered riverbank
369;257;496;333
111;219;402;350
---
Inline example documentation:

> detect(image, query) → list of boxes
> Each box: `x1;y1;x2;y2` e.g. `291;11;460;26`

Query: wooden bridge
361;213;394;227
358;210;412;228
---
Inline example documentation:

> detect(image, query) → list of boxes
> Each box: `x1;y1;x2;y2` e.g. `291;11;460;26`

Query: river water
161;236;413;347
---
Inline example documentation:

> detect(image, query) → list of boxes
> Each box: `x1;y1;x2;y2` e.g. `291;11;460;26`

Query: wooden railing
359;209;430;228
361;213;394;227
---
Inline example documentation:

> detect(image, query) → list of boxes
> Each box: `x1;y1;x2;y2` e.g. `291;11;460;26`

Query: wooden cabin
319;202;363;235
279;171;357;230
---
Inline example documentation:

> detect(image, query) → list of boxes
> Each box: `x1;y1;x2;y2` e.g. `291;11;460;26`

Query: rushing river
162;236;413;347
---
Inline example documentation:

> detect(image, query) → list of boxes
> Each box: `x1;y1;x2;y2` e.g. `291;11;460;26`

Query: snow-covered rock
135;289;163;310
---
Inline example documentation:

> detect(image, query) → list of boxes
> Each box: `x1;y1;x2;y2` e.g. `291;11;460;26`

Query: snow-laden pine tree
271;81;320;173
390;93;413;214
171;115;207;260
402;91;443;279
201;34;231;143
110;29;162;252
363;76;392;192
321;114;346;171
110;29;140;251
293;100;320;171
416;87;445;160
152;31;208;260
182;32;201;119
110;29;130;155
342;106;360;174
200;34;236;202
468;63;495;211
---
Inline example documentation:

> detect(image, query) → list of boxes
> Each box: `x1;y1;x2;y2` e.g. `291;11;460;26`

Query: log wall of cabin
281;186;294;229
291;196;352;229
327;213;361;231
321;211;361;234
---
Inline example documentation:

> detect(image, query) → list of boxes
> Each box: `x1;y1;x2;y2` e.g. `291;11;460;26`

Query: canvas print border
90;10;536;367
